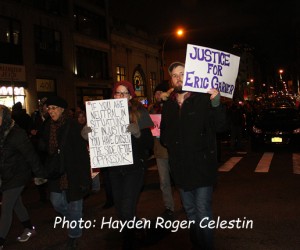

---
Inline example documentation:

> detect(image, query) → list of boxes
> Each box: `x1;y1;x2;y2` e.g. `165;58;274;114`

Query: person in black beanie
148;82;175;219
39;96;91;249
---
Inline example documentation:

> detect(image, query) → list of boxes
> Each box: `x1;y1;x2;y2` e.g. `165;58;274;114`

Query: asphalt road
3;140;300;249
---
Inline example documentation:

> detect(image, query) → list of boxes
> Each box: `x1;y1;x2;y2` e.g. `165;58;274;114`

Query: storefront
0;63;26;109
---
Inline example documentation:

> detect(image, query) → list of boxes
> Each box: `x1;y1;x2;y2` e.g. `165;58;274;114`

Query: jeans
156;158;174;211
92;173;100;192
179;186;214;249
50;191;83;238
0;186;29;239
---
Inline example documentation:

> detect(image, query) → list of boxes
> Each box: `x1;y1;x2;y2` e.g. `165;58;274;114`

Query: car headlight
252;125;262;134
293;128;300;134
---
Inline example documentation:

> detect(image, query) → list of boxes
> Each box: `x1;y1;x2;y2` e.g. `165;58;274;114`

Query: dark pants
109;163;145;249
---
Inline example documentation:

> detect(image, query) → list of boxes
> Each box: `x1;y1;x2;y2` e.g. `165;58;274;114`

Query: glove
34;177;48;186
127;123;141;138
211;92;221;107
81;125;92;140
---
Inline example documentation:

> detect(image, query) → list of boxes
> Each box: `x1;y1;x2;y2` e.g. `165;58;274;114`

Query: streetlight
161;28;184;81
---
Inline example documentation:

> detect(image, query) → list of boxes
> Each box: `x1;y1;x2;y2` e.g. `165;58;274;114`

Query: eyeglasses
114;91;129;97
47;106;59;111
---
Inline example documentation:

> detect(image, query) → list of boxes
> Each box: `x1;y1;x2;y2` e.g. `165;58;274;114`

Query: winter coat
40;118;91;201
0;123;43;191
160;92;227;191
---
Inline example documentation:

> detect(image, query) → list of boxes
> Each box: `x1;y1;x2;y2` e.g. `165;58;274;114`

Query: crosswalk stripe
292;153;300;174
255;152;273;172
218;157;243;172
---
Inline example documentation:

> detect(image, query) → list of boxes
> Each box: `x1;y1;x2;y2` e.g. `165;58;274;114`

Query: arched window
132;65;146;97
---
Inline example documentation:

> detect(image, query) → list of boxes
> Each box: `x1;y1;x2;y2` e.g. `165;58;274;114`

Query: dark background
109;0;299;75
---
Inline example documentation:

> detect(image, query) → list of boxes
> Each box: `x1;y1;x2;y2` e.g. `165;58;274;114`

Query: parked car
251;107;300;149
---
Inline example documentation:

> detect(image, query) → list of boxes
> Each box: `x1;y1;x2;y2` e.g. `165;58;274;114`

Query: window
75;46;109;80
74;6;107;40
133;71;144;97
34;26;62;66
22;0;68;16
116;66;125;81
0;16;22;64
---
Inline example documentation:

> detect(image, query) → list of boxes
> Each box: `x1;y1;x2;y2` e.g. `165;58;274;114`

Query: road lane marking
292;153;300;174
255;152;273;173
218;157;243;172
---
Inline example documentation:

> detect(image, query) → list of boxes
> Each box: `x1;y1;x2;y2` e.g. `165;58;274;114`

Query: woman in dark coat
109;81;154;250
0;105;44;249
39;96;91;249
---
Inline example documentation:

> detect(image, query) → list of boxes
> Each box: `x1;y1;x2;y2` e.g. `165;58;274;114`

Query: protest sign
182;44;240;98
85;99;133;168
149;114;161;137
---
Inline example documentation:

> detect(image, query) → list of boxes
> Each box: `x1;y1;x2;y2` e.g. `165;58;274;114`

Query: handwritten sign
150;114;161;137
86;99;133;168
183;44;240;99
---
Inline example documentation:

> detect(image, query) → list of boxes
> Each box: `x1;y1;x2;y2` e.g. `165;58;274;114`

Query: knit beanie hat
112;80;136;98
45;96;68;109
154;82;170;93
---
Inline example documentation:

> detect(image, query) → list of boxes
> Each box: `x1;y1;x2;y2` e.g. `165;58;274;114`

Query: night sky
109;0;299;79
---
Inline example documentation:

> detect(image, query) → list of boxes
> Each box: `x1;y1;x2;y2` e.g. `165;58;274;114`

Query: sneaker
17;227;36;242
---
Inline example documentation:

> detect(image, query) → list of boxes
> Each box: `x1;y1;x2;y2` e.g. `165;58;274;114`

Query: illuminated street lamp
279;69;283;80
161;28;184;80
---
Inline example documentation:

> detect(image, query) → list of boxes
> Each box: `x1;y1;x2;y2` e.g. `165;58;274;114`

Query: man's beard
173;85;186;94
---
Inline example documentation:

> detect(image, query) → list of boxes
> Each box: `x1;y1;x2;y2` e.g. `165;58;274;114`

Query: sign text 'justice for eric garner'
86;99;133;168
183;44;240;99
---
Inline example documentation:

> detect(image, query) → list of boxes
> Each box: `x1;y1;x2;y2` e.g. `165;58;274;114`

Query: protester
30;97;49;202
39;96;91;249
160;62;227;249
11;101;32;135
110;80;154;249
148;82;175;219
0;105;44;249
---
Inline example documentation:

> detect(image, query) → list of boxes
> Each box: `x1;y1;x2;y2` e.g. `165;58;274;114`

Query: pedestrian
39;96;91;249
30;97;49;202
0;105;44;249
110;80;154;249
148;82;175;219
160;62;227;249
228;101;245;152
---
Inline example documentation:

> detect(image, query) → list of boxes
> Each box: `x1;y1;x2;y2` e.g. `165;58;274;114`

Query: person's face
77;113;86;125
154;91;162;102
114;85;132;101
47;105;64;121
170;65;185;92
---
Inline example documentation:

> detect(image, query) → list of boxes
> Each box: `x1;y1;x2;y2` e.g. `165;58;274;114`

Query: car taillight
293;128;300;134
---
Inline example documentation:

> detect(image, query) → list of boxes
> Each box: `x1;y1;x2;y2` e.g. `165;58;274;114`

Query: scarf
48;113;68;190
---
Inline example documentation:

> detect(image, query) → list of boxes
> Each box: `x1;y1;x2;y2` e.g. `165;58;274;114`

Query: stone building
0;0;160;113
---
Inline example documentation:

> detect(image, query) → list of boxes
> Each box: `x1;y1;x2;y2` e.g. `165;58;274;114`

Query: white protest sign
182;44;240;99
85;99;133;168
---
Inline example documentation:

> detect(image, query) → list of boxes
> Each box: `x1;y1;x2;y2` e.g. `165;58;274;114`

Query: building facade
0;0;160;114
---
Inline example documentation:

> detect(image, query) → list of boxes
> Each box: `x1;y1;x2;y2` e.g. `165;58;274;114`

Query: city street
3;140;300;250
